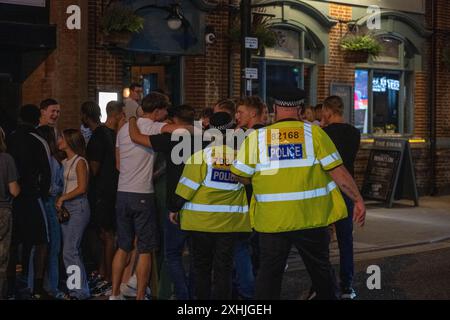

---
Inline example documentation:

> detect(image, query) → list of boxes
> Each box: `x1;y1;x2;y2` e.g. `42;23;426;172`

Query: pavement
286;195;450;272
282;195;450;299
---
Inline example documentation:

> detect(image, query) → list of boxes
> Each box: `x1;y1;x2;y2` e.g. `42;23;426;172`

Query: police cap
271;86;306;108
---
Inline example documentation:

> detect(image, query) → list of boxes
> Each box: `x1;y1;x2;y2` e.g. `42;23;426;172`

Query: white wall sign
245;37;258;49
98;92;119;123
244;68;258;80
0;0;46;7
321;0;425;14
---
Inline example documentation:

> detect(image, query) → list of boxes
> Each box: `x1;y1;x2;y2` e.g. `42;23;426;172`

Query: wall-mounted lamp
135;2;188;31
166;4;184;30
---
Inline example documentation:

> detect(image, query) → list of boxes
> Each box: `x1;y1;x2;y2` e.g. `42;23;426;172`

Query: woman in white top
56;129;91;300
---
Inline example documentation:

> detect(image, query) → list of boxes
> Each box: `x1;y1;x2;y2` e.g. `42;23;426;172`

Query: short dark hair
201;107;214;119
169;104;195;124
106;101;124;115
20;104;41;126
323;96;344;116
129;83;142;91
315;103;323;111
81;101;101;123
141;92;170;113
238;96;266;116
215;99;236;114
40;98;59;110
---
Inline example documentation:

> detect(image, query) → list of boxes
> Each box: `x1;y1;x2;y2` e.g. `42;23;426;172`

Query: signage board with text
362;139;419;208
320;0;425;14
0;0;45;6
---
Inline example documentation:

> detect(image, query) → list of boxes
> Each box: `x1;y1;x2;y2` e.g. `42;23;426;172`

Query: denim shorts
116;192;159;254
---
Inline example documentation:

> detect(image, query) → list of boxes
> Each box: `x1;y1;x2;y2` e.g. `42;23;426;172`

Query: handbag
57;155;79;224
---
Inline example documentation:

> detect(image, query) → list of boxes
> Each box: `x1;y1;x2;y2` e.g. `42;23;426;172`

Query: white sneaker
120;278;151;298
120;283;137;297
108;294;125;300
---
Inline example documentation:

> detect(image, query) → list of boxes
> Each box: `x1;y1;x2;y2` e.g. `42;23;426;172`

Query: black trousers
190;231;236;300
256;227;337;300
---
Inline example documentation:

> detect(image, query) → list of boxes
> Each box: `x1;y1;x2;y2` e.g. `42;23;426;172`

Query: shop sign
0;0;45;6
362;139;419;208
320;0;425;14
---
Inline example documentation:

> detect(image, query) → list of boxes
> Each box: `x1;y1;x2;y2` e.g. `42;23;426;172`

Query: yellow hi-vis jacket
175;145;251;233
230;120;348;233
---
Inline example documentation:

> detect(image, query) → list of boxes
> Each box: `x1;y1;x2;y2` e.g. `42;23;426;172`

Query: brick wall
87;0;124;102
184;0;233;110
317;4;355;104
22;0;89;130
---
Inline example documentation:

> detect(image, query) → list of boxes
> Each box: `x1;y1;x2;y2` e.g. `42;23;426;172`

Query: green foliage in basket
340;34;382;57
101;4;145;35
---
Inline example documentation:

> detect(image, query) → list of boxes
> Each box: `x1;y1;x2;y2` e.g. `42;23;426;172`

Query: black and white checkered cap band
210;120;235;131
274;99;303;107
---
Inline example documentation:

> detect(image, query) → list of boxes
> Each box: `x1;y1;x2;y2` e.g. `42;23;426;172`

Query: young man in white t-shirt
110;92;189;300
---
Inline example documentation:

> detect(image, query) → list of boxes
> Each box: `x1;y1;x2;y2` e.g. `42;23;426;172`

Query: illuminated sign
320;0;425;14
98;92;119;123
372;77;400;92
0;0;45;6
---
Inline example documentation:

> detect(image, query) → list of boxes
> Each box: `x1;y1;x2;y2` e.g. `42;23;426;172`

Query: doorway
129;56;182;105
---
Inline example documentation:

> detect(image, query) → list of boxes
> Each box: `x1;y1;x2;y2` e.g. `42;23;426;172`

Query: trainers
120;275;151;298
120;283;137;298
341;287;356;300
109;294;125;301
91;280;111;297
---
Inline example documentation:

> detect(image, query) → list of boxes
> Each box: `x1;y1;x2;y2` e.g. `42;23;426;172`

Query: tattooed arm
328;165;366;227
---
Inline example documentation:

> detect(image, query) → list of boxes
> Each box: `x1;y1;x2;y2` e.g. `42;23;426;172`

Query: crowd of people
0;83;365;300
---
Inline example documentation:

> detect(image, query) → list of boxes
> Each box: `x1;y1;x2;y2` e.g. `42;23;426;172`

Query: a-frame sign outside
362;138;419;208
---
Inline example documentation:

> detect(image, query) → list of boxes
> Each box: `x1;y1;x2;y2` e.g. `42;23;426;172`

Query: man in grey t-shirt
0;127;20;299
123;83;143;120
0;153;19;209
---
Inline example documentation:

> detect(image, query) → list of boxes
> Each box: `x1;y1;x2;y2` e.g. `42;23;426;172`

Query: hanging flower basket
340;33;382;63
100;3;144;47
103;32;133;47
228;9;277;54
343;50;370;63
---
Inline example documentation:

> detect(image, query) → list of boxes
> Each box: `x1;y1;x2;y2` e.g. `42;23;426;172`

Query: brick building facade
0;0;449;196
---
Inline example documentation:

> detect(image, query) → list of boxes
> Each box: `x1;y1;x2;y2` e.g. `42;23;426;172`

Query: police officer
231;87;366;300
169;112;251;300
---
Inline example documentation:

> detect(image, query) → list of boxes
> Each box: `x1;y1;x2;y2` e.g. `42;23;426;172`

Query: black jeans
190;232;236;300
256;227;337;300
335;195;354;289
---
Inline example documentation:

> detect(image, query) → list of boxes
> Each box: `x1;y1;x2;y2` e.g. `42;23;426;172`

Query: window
353;36;413;136
252;27;318;109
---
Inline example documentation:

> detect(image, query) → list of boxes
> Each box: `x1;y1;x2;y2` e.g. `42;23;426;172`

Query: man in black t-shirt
7;104;51;299
321;96;361;300
128;104;200;300
82;101;123;285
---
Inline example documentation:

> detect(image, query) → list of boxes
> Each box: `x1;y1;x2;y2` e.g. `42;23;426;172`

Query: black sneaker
341;287;356;300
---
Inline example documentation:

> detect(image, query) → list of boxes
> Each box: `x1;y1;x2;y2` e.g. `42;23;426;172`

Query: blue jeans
43;196;61;295
61;196;90;299
233;237;255;299
335;195;354;289
164;215;194;300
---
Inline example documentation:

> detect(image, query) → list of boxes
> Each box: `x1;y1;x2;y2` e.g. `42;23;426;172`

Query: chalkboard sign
330;83;353;124
362;139;419;208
